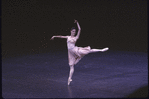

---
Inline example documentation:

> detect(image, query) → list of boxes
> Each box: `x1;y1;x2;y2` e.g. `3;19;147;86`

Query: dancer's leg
68;65;74;85
74;57;81;65
90;47;109;53
84;46;91;50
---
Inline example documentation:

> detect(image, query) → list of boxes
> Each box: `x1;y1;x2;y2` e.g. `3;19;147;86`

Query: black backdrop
2;0;147;57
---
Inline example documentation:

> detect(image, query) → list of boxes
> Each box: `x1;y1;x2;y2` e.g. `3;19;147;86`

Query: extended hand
50;36;55;40
74;19;78;23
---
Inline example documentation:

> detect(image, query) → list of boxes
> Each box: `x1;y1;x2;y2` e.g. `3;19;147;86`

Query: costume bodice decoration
67;36;77;49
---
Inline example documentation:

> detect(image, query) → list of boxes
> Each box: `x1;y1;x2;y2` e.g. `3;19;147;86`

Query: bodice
67;36;77;49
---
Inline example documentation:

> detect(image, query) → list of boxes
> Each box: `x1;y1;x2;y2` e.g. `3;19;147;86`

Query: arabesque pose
51;20;109;85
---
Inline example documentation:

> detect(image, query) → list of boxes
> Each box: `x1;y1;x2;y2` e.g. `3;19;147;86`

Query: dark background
2;0;147;58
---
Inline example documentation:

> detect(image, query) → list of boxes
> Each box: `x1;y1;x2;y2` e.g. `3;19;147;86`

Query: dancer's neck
71;35;75;38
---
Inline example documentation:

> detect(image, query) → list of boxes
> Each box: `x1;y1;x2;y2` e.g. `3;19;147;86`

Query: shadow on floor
126;85;148;98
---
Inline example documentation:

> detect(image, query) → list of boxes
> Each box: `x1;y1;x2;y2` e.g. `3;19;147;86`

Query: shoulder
75;36;79;40
66;36;71;38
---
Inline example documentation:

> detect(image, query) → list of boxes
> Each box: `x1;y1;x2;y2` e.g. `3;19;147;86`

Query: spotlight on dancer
51;19;109;85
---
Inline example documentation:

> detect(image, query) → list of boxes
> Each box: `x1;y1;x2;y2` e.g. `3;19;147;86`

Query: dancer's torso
67;36;77;50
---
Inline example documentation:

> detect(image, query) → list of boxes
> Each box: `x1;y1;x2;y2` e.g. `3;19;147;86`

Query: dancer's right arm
50;35;68;40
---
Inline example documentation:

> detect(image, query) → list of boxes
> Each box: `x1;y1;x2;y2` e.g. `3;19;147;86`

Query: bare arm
75;20;81;39
50;35;68;40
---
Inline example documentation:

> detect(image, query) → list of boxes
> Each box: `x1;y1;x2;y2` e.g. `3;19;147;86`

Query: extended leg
90;47;109;53
68;65;74;85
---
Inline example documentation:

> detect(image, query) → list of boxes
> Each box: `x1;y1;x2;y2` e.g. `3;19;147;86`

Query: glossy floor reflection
2;50;148;98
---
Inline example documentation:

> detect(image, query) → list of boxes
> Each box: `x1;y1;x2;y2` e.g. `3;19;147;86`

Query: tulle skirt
68;46;91;66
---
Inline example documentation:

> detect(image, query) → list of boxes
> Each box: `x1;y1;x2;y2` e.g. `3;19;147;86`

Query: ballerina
51;20;109;85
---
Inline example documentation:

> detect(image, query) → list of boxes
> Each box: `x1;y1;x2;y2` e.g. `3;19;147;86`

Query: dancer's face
71;29;76;36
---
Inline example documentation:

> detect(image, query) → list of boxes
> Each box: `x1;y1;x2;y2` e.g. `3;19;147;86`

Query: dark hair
70;27;76;31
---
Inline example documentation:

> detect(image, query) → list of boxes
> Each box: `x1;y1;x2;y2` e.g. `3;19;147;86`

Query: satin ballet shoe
68;79;72;85
102;47;109;52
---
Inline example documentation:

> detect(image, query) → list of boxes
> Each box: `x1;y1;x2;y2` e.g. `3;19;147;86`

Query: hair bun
70;27;76;31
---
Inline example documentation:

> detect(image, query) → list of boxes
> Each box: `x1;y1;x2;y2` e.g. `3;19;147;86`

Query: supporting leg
68;65;74;85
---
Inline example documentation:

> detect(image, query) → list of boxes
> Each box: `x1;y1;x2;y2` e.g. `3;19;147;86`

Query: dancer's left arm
75;20;81;39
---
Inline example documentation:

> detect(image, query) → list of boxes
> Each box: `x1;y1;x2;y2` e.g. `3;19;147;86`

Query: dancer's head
70;27;76;36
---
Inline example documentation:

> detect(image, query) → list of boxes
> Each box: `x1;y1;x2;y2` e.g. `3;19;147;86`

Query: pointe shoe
68;79;72;85
102;47;109;52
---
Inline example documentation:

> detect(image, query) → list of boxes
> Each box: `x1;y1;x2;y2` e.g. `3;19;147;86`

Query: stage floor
2;50;148;98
